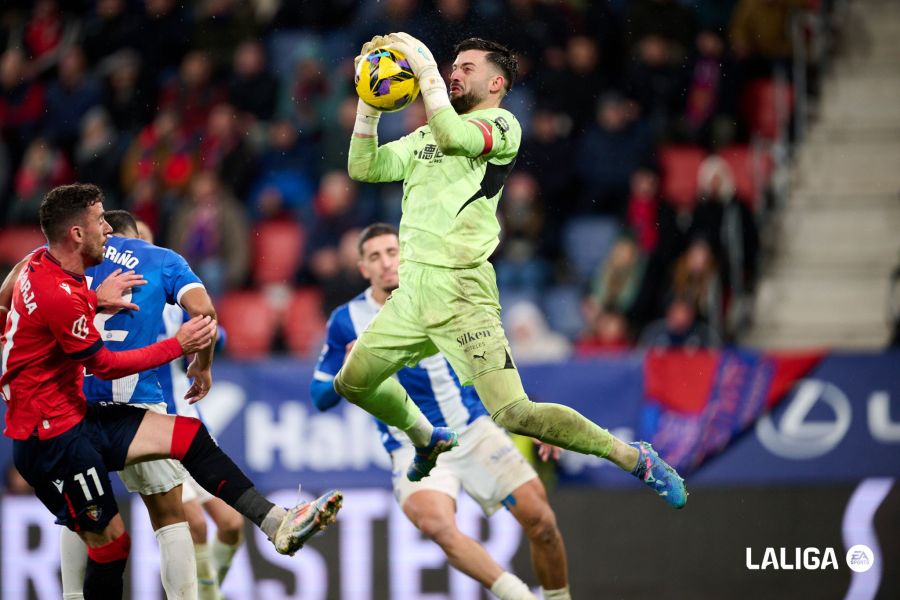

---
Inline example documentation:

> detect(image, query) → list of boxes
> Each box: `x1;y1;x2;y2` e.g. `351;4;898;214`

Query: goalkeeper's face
359;233;400;293
449;50;503;113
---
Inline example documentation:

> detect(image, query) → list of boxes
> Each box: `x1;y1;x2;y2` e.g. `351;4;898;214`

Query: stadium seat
217;291;279;359
0;227;45;267
719;145;775;211
658;145;706;208
561;216;619;284
741;78;794;141
252;220;305;287
282;287;326;358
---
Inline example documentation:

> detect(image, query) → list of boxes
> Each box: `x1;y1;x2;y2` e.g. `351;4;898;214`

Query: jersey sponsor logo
59;282;71;295
72;315;90;339
18;272;37;315
415;143;444;163
104;245;140;270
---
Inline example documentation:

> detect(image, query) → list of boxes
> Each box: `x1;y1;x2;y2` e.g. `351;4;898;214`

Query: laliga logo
745;545;874;571
756;379;851;459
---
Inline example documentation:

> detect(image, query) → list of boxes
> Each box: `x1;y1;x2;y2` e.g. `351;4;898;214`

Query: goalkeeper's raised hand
386;32;451;118
353;35;388;133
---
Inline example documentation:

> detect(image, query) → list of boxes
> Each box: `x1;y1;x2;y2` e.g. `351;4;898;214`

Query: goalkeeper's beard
450;89;481;114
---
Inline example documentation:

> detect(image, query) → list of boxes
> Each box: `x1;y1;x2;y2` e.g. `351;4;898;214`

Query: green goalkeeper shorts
355;260;515;386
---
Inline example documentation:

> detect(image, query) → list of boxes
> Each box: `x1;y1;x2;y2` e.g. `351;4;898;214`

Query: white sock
489;572;537;600
194;542;220;600
60;527;87;600
155;522;197;599
261;505;287;539
542;586;572;600
406;410;435;447
211;533;242;585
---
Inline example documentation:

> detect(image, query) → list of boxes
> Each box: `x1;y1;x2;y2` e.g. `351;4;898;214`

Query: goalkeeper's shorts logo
457;329;491;347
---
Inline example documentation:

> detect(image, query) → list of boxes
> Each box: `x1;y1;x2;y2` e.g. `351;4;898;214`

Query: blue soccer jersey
311;288;488;452
83;235;203;405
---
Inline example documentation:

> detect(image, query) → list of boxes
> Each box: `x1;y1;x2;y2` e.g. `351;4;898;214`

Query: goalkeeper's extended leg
473;368;687;508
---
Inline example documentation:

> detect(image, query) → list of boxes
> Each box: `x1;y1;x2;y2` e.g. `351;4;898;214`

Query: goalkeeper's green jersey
349;106;521;269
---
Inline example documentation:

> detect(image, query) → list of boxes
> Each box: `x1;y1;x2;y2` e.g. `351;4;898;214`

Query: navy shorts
13;404;147;532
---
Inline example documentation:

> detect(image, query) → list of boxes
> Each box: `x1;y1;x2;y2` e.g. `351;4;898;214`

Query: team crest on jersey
72;315;90;339
84;505;102;522
59;282;71;295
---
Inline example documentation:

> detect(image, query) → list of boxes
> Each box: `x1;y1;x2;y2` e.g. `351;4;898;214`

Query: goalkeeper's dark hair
103;210;139;237
454;38;517;94
358;223;399;256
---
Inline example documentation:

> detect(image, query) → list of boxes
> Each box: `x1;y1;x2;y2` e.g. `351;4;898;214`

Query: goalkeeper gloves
386;32;451;117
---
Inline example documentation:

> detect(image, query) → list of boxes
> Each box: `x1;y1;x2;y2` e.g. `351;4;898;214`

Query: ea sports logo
846;545;874;573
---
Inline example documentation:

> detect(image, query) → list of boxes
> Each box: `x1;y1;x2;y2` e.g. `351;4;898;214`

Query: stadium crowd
0;0;829;358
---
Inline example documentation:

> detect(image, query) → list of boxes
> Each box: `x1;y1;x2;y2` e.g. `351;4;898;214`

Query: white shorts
390;416;537;517
118;402;188;495
181;475;214;504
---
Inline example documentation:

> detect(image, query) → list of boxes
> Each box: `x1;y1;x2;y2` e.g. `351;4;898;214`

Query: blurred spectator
135;0;191;95
23;0;77;73
495;172;551;294
43;46;102;152
277;41;341;138
424;0;484;64
692;155;760;336
576;92;653;215
198;103;258;199
590;236;648;318
625;0;697;57
228;40;278;122
158;50;227;139
625;34;686;139
305;170;369;267
670;237;724;333
8;137;72;224
0;48;46;159
124;177;168;240
693;0;740;34
575;308;632;356
121;109;196;194
729;0;807;74
320;95;359;173
74;108;121;206
505;300;571;364
314;227;368;316
352;0;427;53
559;35;611;133
81;0;142;67
675;29;738;147
168;171;250;296
250;119;316;220
638;295;721;349
519;108;574;206
192;0;258;76
99;49;154;136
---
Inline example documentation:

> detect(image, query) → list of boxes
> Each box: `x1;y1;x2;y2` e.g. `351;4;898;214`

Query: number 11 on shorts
73;467;105;500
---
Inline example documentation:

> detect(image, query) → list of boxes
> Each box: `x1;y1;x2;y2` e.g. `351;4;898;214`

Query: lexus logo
756;379;852;459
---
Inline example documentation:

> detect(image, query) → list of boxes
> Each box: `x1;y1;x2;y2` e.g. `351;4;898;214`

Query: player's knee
522;507;560;547
491;397;537;436
333;367;367;404
416;514;458;545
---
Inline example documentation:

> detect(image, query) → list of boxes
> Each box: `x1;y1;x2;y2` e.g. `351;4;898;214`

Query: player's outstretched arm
180;287;218;403
386;32;498;158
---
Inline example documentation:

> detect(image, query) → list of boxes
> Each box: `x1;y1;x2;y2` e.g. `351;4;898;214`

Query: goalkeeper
336;34;687;508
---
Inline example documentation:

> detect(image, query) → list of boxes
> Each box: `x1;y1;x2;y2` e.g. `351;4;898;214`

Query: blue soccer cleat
630;441;688;509
407;427;459;481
